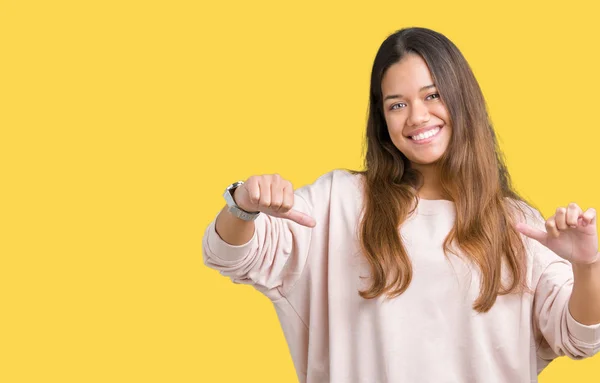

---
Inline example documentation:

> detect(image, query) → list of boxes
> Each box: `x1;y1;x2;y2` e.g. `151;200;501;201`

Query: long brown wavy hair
352;27;533;312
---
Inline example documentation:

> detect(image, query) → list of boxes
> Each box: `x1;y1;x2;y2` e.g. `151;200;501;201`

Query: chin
411;156;444;166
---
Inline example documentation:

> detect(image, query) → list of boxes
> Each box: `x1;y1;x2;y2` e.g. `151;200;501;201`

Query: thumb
279;209;317;228
515;222;547;245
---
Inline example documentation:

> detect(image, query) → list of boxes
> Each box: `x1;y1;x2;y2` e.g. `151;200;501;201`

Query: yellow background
2;0;599;382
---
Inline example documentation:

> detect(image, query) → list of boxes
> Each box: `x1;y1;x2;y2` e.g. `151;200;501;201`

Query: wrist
223;181;260;221
572;254;600;272
231;187;259;214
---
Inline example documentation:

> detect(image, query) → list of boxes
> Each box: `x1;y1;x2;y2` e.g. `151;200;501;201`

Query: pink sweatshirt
202;170;600;382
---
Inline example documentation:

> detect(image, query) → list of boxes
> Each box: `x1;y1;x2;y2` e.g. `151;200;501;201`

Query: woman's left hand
516;203;599;265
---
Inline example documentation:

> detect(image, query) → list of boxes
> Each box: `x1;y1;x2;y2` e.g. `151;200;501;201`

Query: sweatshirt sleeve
202;172;332;300
525;207;600;361
534;257;600;360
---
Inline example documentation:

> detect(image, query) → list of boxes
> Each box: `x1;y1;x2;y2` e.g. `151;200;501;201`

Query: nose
407;100;431;127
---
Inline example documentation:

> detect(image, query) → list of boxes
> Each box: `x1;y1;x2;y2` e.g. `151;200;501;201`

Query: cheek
386;124;406;146
432;104;450;121
388;129;409;152
442;124;453;140
384;113;405;133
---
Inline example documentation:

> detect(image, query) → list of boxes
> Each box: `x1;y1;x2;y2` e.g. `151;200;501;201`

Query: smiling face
381;54;452;170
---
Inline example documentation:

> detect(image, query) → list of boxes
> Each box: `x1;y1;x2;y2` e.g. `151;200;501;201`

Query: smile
410;126;441;141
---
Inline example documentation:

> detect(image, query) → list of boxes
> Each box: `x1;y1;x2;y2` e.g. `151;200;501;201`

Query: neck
412;163;446;200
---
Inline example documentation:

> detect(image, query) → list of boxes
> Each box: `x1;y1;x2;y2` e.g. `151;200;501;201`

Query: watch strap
223;181;260;221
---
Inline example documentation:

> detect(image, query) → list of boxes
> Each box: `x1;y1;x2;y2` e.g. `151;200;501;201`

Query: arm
533;258;600;361
570;259;600;325
215;204;256;246
214;175;316;246
202;173;328;299
518;203;600;359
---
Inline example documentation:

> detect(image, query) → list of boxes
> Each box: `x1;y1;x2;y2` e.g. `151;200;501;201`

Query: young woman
202;27;600;382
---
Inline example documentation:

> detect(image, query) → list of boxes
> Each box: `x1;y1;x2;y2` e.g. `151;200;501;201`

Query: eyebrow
383;84;437;101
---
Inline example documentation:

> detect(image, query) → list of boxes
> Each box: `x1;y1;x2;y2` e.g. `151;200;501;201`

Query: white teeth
411;127;440;141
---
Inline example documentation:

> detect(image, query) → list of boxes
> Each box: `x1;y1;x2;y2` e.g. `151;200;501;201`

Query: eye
426;93;440;101
390;103;406;110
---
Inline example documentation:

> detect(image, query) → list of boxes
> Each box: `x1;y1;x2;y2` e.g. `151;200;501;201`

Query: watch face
226;181;244;192
224;182;241;199
223;188;234;205
223;180;258;220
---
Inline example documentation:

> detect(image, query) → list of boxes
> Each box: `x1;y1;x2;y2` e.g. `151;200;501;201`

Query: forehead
381;54;435;95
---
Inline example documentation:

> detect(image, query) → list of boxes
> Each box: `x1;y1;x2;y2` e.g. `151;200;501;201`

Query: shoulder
297;169;364;193
331;168;365;189
295;169;365;207
505;198;545;230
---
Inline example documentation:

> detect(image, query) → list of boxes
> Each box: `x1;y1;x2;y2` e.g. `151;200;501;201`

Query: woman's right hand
233;174;316;228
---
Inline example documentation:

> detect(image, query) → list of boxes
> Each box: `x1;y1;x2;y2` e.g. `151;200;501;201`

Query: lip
407;125;443;145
